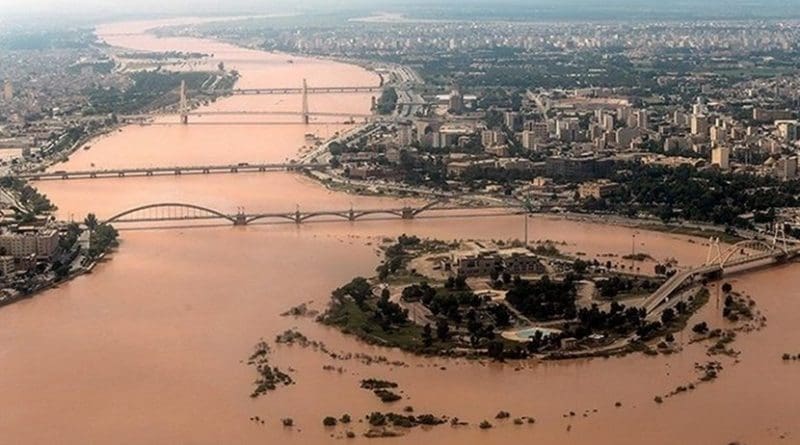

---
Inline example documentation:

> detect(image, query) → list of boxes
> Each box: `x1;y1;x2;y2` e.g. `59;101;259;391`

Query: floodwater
0;18;798;445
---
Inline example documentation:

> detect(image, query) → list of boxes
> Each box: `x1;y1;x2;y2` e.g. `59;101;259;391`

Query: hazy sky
2;0;798;21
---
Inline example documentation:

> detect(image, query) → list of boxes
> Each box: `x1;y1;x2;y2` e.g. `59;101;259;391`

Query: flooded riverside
0;19;798;445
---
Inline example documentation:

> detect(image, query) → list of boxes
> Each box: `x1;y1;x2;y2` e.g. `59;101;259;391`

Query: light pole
524;212;529;246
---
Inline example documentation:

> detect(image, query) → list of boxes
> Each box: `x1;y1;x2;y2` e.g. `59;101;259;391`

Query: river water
0;18;797;445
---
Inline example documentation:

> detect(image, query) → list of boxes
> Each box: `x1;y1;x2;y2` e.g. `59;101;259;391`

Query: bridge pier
401;208;415;219
234;213;248;226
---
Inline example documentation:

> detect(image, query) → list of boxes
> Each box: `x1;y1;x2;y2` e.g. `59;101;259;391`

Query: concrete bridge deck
222;86;382;95
18;163;329;180
99;202;515;226
642;245;799;315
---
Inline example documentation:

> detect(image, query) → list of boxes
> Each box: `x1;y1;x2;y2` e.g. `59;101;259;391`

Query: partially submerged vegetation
361;379;402;403
320;235;714;360
246;340;294;398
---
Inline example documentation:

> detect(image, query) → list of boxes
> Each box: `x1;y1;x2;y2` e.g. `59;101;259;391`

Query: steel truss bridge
641;230;799;316
17;163;328;181
101;201;512;226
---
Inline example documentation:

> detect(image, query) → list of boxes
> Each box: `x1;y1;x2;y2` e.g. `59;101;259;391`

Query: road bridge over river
642;235;799;316
122;79;383;125
100;201;515;226
17;163;328;181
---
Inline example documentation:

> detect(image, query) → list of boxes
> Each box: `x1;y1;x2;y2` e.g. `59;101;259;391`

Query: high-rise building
504;111;519;131
673;111;689;127
711;146;731;170
481;129;506;147
691;114;709;136
2;80;12;102
0;230;59;259
521;131;538;150
776;120;799;142
448;84;464;114
710;126;728;145
775;157;798;180
635;109;649;129
601;114;615;132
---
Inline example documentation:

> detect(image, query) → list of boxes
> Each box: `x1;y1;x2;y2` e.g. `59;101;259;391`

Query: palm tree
84;213;98;231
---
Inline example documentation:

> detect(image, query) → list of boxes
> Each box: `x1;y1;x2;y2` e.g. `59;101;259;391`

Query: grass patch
322;299;425;350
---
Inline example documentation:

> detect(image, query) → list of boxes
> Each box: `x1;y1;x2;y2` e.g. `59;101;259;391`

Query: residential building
711;146;731;170
578;180;619;199
0;229;59;259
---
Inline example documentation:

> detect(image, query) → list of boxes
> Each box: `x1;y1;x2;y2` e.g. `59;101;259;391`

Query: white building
0;229;59;259
776;120;798;142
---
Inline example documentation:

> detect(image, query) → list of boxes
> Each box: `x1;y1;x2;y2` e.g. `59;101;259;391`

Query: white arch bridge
101;201;512;226
641;231;799;316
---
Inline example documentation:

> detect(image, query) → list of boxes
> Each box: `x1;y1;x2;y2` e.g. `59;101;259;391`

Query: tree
487;340;505;360
490;304;511;327
692;321;709;334
84;213;98;231
422;324;433;347
454;275;467;290
721;282;733;294
660;308;676;325
572;259;588;275
217;61;225;72
436;319;450;341
333;277;372;307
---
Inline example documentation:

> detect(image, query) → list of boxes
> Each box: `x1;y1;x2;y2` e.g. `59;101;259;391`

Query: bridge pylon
179;80;189;124
294;204;302;224
773;224;789;253
401;207;415;219
705;237;723;267
301;78;309;124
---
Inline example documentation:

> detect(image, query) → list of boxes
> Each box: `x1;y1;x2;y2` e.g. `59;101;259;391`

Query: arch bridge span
100;199;514;226
104;203;238;224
